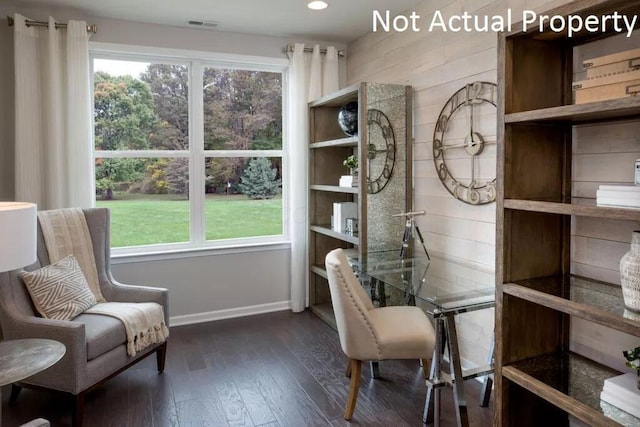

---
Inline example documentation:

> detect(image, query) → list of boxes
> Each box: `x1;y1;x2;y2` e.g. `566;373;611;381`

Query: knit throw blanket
85;302;169;357
39;208;169;357
38;208;106;302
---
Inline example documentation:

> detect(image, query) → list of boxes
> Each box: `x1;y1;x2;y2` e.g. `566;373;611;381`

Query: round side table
0;339;66;425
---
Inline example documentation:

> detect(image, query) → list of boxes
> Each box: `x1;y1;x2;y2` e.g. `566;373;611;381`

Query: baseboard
169;300;291;327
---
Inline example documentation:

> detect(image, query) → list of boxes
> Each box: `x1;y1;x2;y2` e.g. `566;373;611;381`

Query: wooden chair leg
73;392;85;427
9;384;22;404
157;342;167;373
344;359;362;420
420;358;430;380
345;360;352;378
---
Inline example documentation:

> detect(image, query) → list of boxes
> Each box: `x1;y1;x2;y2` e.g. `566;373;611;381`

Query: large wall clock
432;81;497;205
367;109;396;194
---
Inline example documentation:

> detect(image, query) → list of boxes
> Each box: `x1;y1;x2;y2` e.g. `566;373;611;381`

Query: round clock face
432;81;497;205
367;109;396;194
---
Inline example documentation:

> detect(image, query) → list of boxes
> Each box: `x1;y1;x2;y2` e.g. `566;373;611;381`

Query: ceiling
17;0;422;43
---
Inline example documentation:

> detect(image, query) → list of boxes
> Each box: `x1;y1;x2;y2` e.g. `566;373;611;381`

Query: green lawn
97;194;283;247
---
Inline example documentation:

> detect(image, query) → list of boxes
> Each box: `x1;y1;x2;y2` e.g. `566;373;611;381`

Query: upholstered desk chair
325;248;436;421
0;208;169;427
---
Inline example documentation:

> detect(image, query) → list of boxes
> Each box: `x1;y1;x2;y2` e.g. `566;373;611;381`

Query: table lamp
0;202;37;272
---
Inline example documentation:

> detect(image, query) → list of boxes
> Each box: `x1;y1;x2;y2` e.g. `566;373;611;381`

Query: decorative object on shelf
342;154;359;187
623;346;640;389
574;48;640;104
600;371;640;417
338;101;358;136
432;81;497;205
367;109;396;194
620;231;640;312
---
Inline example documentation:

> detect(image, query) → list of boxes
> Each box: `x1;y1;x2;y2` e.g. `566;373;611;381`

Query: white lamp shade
0;202;37;272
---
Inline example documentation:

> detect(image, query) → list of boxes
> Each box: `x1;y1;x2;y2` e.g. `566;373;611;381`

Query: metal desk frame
354;256;494;427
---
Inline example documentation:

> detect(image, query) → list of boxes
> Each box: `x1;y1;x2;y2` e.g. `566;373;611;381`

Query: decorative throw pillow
20;255;98;321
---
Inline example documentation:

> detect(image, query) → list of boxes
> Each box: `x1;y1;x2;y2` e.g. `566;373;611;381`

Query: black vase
338;102;358;136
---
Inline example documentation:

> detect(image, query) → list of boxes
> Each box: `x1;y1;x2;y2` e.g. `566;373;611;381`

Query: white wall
345;0;640;371
0;3;347;323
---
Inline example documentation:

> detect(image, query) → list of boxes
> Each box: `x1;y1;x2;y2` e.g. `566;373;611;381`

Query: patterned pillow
20;255;98;320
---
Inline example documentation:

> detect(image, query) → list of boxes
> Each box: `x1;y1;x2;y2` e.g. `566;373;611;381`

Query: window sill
110;240;291;264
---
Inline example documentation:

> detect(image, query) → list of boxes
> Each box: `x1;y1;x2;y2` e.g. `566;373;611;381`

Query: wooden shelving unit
308;83;411;326
496;0;640;425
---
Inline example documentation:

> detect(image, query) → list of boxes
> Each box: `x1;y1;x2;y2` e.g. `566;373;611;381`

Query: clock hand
469;102;475;143
440;140;496;151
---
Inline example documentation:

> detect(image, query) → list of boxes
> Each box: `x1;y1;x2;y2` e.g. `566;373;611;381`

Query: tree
93;72;156;199
238;158;281;199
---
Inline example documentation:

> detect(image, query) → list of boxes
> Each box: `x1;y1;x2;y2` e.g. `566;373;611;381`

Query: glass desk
348;250;495;427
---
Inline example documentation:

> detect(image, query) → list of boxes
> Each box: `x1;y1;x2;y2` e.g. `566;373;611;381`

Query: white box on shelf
332;202;357;233
339;175;353;187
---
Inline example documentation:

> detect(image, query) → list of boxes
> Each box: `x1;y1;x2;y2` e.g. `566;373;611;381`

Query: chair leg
73;392;85;427
345;360;352;378
344;359;362;420
420;359;430;379
9;384;22;404
157;342;167;373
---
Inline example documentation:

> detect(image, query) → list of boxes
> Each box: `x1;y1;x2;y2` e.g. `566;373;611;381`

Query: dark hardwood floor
2;310;493;426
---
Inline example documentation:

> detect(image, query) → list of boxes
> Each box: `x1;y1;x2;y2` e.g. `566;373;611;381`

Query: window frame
90;43;290;256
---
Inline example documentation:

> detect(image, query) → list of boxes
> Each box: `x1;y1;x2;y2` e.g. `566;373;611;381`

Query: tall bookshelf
308;82;411;327
496;0;640;425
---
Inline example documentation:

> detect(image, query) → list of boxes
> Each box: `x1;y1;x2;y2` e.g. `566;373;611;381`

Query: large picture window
91;52;285;252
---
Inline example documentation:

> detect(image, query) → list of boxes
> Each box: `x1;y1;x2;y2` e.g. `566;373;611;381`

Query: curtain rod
7;16;97;34
284;44;345;58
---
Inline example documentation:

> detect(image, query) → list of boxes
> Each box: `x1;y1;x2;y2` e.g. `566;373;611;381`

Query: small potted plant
343;155;358;187
343;155;358;175
623;346;640;389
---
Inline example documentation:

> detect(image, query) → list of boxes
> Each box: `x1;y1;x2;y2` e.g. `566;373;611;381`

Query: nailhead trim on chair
335;268;382;359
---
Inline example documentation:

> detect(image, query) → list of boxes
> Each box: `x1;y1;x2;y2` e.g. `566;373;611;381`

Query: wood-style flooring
2;310;493;426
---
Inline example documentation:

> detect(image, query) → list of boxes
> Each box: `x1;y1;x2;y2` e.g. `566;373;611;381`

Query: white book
597;190;640;200
602;385;640;411
332;202;357;233
600;389;640;418
603;373;640;402
597;197;640;208
599;184;640;192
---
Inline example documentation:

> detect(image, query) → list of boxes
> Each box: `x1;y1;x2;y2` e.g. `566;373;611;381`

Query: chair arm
102;280;169;325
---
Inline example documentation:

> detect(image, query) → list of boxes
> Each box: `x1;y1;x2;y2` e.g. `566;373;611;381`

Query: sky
93;59;149;78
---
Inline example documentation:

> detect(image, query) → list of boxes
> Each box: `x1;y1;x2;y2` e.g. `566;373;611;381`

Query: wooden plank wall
571;33;640;372
345;0;632;370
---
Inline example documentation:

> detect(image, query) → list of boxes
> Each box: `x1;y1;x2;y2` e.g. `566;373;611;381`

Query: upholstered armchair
0;208;169;427
325;248;436;421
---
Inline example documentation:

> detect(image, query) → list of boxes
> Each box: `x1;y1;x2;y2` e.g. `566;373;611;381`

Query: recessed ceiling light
308;1;328;10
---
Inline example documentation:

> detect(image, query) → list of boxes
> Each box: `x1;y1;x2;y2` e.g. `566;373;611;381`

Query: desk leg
368;278;384;379
480;335;494;407
445;316;469;427
423;317;445;426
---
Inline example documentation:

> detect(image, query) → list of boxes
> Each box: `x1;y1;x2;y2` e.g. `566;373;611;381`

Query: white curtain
14;14;93;210
288;43;339;312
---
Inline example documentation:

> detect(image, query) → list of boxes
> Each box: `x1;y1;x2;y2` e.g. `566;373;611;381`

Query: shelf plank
310;185;358;194
504;199;640;221
502;352;623;426
310;265;328;279
503;277;640;337
310;225;359;245
309;303;336;330
309;137;358;149
505;97;640;124
308;84;359;108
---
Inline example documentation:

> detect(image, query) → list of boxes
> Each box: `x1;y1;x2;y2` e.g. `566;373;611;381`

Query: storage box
583;48;640;79
573;68;640;104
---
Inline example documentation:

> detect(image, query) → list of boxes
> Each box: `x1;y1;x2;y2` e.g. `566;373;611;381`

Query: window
91;51;286;252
